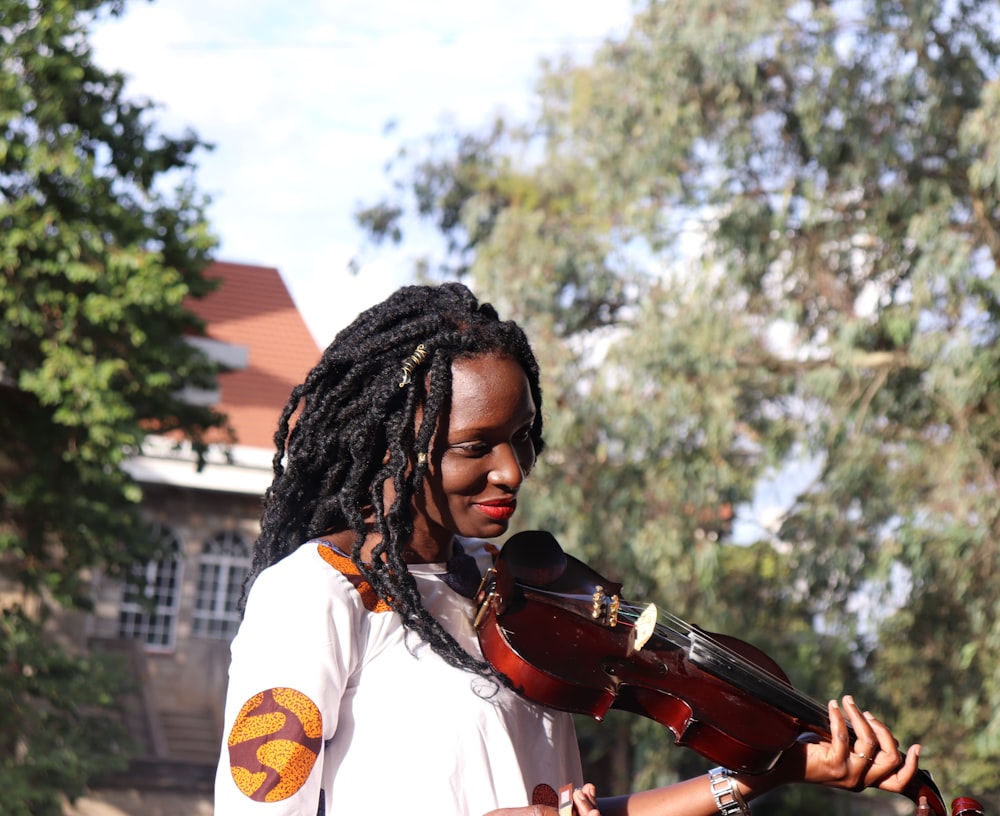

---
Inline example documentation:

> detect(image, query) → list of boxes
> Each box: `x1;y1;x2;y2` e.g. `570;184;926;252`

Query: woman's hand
774;695;921;794
571;783;600;816
483;783;600;816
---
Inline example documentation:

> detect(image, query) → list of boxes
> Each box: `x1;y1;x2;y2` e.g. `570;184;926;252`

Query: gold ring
851;751;874;761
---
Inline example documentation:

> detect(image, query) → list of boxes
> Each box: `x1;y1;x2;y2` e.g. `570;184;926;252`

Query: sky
90;0;636;347
88;0;812;542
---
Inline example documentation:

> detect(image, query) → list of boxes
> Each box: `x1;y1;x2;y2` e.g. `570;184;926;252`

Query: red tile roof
186;261;322;449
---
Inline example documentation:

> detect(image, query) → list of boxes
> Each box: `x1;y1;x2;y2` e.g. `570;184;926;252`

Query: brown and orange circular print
227;687;323;802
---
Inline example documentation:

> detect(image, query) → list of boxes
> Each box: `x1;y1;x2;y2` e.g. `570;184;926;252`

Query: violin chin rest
500;530;568;587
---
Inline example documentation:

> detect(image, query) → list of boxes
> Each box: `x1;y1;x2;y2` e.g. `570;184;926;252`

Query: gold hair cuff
708;768;750;816
399;343;428;387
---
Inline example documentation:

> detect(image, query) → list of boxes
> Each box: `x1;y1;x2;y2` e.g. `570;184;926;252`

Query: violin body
475;533;802;773
474;530;978;816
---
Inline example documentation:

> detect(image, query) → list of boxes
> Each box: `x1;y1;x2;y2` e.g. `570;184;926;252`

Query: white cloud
90;0;634;345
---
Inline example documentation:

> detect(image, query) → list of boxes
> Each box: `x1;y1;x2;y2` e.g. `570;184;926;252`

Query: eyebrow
449;408;536;437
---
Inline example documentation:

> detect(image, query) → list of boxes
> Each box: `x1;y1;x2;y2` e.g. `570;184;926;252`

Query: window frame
118;524;184;651
192;529;251;641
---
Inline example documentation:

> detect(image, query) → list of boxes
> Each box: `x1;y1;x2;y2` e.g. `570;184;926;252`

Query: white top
214;538;583;815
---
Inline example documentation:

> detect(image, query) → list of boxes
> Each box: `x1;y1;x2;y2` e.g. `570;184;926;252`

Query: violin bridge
629;603;657;653
591;585;621;627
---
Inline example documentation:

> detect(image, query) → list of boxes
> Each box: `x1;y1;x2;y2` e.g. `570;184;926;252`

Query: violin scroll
950;796;985;816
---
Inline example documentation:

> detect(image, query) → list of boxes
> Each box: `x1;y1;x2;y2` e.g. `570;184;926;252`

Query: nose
488;442;526;491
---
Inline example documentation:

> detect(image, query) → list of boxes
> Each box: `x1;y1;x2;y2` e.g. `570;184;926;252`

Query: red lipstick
475;500;516;521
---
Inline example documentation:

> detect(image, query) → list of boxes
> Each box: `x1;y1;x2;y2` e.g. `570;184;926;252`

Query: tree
358;0;1000;811
0;1;224;812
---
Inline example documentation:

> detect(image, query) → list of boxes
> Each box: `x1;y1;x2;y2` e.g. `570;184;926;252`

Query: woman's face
411;353;537;560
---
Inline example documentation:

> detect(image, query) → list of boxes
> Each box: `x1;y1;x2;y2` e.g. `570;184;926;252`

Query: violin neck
684;630;949;816
686;629;830;732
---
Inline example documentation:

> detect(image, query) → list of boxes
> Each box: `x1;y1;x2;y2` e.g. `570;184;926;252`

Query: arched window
118;525;184;649
193;530;251;640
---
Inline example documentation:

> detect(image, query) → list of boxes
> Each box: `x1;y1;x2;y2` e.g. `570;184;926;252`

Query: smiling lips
475;500;517;521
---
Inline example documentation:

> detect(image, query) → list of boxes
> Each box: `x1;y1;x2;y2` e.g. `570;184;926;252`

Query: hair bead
398;343;428;387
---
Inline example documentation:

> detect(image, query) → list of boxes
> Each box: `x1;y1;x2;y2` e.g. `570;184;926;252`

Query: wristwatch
708;767;751;816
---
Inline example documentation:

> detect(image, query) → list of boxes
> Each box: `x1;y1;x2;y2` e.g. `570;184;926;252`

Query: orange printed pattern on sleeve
316;543;392;612
532;784;559;807
227;687;323;802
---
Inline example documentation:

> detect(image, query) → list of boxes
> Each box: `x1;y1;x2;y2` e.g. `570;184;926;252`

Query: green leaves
359;0;1000;805
0;608;133;816
1;0;223;805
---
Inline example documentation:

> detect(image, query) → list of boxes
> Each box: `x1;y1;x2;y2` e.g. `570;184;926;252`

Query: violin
474;530;985;816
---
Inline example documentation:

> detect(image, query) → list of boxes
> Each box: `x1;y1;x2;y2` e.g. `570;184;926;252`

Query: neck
402;534;455;564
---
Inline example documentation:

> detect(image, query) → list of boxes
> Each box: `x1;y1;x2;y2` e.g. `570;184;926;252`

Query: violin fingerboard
687;630;825;730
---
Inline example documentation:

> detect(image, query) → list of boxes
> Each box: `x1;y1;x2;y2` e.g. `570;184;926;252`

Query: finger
874;744;922;794
849;699;899;762
572;783;600;816
843;696;880;762
827;698;850;759
865;711;912;787
856;709;913;791
863;710;902;768
833;696;884;789
843;696;876;744
850;749;876;765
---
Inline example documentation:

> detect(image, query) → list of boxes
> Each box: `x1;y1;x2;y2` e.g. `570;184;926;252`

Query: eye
452;441;491;457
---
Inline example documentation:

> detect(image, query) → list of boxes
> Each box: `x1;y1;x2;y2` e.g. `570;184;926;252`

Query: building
68;262;321;816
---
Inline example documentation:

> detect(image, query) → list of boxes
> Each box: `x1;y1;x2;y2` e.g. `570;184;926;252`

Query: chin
462;519;510;540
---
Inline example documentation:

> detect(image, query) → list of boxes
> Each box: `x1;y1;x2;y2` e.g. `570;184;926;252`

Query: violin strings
518;587;830;727
614;600;832;727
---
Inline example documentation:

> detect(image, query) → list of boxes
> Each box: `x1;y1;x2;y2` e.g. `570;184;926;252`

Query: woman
214;282;921;816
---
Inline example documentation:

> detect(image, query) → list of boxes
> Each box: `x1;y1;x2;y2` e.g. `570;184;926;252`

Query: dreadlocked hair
243;282;544;678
